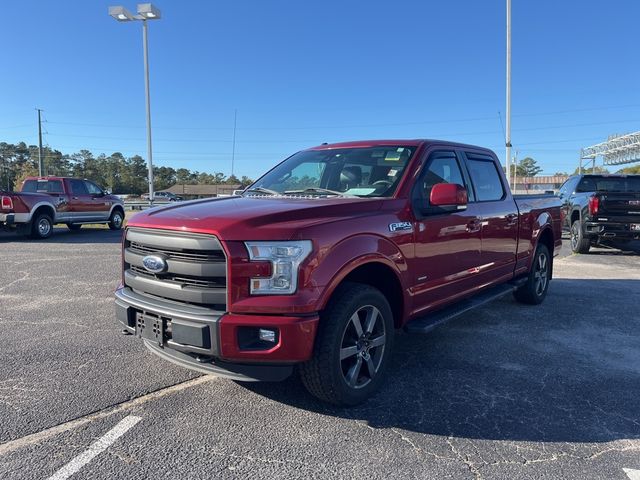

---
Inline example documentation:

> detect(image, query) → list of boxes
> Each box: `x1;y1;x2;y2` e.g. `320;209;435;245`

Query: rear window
466;157;505;202
577;176;640;193
21;180;64;194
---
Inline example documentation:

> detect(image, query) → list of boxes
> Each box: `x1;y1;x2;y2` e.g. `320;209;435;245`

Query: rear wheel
30;212;53;239
66;223;82;231
108;210;124;230
299;282;394;406
514;244;551;305
570;220;590;254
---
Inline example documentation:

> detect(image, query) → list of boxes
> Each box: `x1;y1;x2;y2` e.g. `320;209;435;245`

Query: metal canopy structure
580;132;640;172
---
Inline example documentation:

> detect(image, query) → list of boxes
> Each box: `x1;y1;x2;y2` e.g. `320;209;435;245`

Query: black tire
108;209;124;230
570;220;590;254
30;212;53;239
66;223;82;231
299;282;394;406
514;244;551;305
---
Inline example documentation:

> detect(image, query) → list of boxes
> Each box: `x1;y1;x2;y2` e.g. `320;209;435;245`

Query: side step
404;281;521;334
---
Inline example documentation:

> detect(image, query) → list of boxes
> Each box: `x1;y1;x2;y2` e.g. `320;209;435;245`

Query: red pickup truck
0;177;125;239
115;140;562;405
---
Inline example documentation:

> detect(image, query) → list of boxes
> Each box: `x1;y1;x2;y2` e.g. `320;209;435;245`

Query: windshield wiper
284;187;348;196
244;187;279;196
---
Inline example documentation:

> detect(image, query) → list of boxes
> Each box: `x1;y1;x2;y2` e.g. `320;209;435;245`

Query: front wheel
108;210;124;230
299;282;394;406
514;244;551;305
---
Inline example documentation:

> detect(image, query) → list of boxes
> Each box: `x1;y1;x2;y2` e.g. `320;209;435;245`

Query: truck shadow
243;278;640;443
0;228;123;244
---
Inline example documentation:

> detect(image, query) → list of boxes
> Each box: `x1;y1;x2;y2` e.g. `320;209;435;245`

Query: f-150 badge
389;222;413;232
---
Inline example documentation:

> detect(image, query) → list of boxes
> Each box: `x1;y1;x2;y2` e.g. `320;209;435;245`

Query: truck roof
308;139;496;155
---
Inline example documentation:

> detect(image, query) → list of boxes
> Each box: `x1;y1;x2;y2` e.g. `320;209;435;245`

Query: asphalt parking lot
0;227;639;479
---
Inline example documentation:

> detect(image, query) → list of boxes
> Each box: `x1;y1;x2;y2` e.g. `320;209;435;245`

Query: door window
466;157;505;202
414;152;468;210
85;181;103;196
558;177;578;197
70;179;89;195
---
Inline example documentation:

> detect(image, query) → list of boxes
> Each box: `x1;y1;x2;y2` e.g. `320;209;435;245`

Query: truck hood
127;196;384;240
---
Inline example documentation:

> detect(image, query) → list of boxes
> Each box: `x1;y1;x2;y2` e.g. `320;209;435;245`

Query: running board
405;281;522;335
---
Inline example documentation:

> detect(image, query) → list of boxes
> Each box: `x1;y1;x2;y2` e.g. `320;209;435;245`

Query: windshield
576;176;640;193
246;146;416;197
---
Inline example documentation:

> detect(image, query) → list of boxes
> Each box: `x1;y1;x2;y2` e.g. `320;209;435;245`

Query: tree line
0;141;253;193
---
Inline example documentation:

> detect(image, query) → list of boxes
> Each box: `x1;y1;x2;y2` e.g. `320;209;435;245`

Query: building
512;175;568;194
161;184;242;200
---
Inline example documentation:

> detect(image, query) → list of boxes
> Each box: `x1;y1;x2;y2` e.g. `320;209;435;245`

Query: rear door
410;150;483;314
463;152;519;285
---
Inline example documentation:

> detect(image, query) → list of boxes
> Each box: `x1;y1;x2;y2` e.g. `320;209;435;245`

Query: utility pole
505;0;512;187
37;108;44;177
231;109;237;178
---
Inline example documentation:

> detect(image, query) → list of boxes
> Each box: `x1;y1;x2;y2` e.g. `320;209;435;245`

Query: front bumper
115;286;319;381
584;221;640;241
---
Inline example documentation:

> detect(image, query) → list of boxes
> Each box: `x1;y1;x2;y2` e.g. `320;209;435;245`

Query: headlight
245;240;313;295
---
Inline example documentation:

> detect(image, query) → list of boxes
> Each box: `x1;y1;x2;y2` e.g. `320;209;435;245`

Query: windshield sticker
384;152;401;161
388;169;398;176
344;187;376;195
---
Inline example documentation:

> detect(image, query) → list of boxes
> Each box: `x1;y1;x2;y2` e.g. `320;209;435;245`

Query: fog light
258;328;277;343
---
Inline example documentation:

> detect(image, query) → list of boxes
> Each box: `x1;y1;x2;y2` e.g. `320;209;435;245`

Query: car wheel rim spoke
349;313;363;337
345;357;363;387
369;334;386;348
364;307;379;334
340;345;359;360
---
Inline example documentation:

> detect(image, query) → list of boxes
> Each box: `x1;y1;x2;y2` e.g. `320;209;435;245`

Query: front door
410;150;482;316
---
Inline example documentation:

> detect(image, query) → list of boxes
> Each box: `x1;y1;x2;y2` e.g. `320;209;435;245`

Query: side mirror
429;183;468;209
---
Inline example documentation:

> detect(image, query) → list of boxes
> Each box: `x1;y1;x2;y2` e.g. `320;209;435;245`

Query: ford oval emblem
142;255;167;273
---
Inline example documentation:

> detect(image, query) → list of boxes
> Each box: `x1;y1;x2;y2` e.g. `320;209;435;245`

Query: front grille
129;241;225;263
130;265;225;289
123;228;227;310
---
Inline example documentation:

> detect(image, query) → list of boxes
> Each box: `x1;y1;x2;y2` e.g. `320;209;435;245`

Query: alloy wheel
339;305;387;389
534;251;549;296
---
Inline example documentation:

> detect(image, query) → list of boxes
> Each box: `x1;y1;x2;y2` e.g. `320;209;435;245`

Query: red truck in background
115;140;562;405
0;177;125;239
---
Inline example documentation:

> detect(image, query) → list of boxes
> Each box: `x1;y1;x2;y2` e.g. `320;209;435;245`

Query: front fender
313;234;409;312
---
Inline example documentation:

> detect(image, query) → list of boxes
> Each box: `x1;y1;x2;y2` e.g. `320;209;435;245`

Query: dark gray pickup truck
559;174;640;253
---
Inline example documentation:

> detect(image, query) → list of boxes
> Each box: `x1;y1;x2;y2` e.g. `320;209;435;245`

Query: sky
1;0;639;179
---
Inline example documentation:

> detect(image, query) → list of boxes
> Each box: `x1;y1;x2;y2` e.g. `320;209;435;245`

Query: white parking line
625;468;640;480
0;375;214;456
46;415;142;480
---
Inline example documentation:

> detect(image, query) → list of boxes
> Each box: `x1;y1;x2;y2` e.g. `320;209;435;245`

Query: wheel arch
31;203;56;222
320;259;406;329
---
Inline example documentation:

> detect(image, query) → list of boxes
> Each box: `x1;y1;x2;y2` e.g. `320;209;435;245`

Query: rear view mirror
429;183;468;209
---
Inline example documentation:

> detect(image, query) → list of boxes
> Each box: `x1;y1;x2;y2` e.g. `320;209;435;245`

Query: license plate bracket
631;223;640;232
136;313;165;346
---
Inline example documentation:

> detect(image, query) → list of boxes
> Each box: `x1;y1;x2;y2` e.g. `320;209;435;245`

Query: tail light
1;196;13;210
588;196;599;216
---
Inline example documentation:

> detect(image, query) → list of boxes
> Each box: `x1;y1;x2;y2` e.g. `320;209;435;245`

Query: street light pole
505;0;512;187
108;3;161;205
141;19;154;205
